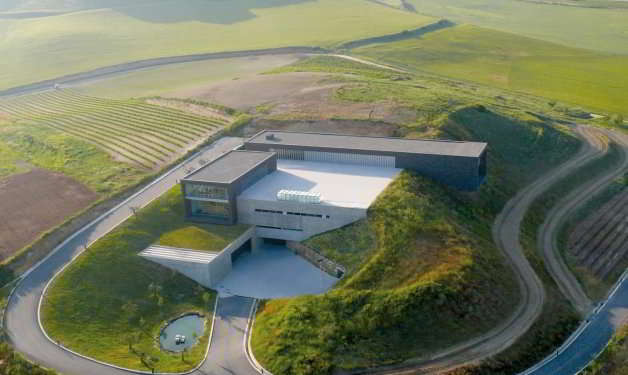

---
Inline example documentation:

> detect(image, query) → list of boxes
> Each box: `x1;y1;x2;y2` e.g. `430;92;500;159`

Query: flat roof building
244;130;487;191
181;150;276;225
181;130;488;241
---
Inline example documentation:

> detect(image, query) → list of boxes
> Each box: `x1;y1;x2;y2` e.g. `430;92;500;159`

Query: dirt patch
171;72;333;110
145;99;233;122
242;118;399;138
172;72;413;123
0;168;99;260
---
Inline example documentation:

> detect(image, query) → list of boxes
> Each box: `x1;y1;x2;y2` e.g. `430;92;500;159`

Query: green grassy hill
355;24;628;116
250;57;583;375
0;0;433;90
40;186;247;372
406;0;628;54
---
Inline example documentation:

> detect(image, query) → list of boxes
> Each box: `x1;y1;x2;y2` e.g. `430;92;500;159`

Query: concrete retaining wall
287;241;345;278
209;226;257;285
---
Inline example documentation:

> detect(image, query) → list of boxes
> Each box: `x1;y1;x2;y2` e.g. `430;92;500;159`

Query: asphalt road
525;274;628;375
3;136;259;375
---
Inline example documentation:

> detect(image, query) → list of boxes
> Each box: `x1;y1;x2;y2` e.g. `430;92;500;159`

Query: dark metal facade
182;154;277;224
244;141;487;191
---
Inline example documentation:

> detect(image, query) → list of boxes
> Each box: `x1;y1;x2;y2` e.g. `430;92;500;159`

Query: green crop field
0;90;228;169
406;0;628;54
354;25;628;116
74;54;302;99
0;0;433;90
0;119;147;195
40;186;248;372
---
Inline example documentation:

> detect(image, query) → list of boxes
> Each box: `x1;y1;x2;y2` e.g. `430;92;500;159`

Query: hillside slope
249;56;583;375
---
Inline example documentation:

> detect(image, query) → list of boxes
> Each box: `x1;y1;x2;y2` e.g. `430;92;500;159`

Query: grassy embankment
252;56;582;374
582;323;628;375
0;0;434;90
41;186;248;372
354;24;628;117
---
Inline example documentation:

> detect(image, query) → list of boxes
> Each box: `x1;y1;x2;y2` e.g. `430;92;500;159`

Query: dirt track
538;128;628;314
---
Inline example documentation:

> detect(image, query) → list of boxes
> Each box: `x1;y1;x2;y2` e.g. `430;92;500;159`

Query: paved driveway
216;243;338;299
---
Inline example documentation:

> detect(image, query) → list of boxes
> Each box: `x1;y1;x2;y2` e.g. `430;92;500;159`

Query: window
287;212;323;218
190;200;231;220
255;208;284;214
185;183;228;201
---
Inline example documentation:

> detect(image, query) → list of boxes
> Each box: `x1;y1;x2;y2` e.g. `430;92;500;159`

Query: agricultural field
354;24;628;116
73;54;304;99
406;0;628;54
40;186;247;372
0;90;229;169
0;0;433;90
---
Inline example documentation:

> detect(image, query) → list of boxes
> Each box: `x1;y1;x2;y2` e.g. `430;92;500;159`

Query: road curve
538;128;628;315
345;125;606;375
3;137;259;375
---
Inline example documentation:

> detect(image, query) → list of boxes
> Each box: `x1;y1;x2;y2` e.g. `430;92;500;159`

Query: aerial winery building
180;130;487;242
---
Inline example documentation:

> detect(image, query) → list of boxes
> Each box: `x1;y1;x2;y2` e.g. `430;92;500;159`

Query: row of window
254;208;329;219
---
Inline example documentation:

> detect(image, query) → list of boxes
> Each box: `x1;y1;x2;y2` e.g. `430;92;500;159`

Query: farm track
536;126;617;314
0;90;228;169
566;135;628;281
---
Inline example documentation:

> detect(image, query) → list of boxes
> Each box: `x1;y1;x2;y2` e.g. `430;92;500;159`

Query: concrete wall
143;255;213;287
208;226;257;285
140;227;256;288
286;241;345;278
237;198;366;241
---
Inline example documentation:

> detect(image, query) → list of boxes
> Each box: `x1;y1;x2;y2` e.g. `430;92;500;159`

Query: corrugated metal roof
246;130;486;158
183;150;275;184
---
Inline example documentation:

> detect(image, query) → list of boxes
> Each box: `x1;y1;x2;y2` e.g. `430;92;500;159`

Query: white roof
238;160;401;209
139;245;218;264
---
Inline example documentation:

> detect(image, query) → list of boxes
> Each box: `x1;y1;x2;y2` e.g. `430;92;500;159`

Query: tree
121;301;139;323
202;292;212;306
148;282;162;300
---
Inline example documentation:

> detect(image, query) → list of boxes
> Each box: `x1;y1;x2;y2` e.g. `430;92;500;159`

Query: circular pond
159;314;205;352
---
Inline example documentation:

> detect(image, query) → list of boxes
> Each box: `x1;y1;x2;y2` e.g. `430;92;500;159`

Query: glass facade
189;200;231;221
185;183;228;201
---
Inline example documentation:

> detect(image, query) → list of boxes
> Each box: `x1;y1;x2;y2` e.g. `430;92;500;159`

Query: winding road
3;51;628;374
3;136;259;375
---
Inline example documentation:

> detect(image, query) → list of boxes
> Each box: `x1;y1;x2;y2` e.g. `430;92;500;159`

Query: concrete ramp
139;245;220;287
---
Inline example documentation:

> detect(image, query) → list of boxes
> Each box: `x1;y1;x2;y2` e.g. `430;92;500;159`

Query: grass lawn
355;24;628;116
41;186;246;372
0;0;433;90
406;0;628;54
0;120;146;195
